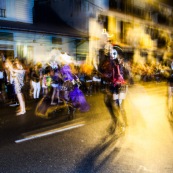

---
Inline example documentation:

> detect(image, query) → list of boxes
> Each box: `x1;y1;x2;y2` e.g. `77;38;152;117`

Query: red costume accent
113;65;126;86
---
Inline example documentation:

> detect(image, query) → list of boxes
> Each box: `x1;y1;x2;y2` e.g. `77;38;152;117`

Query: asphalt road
0;82;173;173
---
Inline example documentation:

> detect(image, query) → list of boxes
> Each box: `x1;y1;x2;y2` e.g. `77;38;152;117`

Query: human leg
32;81;37;99
36;81;41;99
16;93;26;115
51;87;56;105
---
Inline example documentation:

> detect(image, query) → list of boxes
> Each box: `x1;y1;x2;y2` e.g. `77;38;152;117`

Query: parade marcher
35;63;89;119
60;64;74;101
69;84;90;112
50;68;63;105
61;64;90;112
100;44;128;131
111;58;127;106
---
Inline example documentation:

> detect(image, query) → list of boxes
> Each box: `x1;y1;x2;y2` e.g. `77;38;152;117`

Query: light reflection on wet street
112;82;173;172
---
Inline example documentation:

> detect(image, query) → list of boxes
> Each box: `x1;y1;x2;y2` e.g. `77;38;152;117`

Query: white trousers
32;81;41;99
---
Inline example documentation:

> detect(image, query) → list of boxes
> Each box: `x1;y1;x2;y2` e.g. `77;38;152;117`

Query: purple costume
61;65;90;112
60;65;73;81
69;86;90;112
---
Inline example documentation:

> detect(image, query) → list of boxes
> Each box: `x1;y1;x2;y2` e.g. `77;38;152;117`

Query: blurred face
4;62;8;68
16;62;23;70
4;61;12;69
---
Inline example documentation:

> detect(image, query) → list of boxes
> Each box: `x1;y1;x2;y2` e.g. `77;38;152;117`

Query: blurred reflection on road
118;82;173;172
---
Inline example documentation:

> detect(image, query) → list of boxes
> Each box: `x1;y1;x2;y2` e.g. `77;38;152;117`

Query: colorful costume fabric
69;86;90;112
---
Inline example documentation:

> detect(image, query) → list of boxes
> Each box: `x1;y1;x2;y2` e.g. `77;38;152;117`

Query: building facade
0;0;88;65
49;0;173;64
0;0;173;65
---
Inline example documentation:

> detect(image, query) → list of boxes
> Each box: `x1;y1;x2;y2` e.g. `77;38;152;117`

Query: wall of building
50;0;108;33
0;29;79;65
0;0;34;23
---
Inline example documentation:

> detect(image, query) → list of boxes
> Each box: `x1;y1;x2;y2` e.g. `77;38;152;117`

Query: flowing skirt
69;86;90;112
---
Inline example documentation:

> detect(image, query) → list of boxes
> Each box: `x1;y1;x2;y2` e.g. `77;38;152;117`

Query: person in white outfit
31;65;41;100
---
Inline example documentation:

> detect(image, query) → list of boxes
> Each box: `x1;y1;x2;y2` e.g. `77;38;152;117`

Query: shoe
50;102;56;105
16;111;26;116
9;102;19;107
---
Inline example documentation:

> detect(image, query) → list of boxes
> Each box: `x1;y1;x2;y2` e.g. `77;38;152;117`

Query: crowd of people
131;61;171;83
0;51;173;118
0;57;103;116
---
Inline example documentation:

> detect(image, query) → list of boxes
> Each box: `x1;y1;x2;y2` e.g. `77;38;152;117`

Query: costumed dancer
61;64;90;112
50;66;63;105
111;49;128;128
35;65;54;118
102;44;128;129
111;58;127;107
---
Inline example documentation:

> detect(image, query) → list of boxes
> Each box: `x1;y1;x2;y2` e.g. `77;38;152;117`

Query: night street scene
1;0;173;173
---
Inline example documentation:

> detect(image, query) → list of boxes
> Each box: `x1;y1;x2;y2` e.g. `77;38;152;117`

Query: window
0;8;5;17
0;32;13;41
0;0;6;17
17;45;24;58
52;37;62;45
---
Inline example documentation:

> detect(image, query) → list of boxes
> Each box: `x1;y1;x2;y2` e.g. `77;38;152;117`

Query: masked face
110;49;118;60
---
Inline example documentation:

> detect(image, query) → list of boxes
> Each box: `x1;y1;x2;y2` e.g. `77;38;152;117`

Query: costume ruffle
69;86;90;112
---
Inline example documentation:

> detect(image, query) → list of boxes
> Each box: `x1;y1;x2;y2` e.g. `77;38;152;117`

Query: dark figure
100;45;128;133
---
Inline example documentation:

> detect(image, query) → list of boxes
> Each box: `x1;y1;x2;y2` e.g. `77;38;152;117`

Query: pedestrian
9;59;26;115
0;52;6;62
85;73;93;96
4;59;19;106
42;68;52;96
0;63;5;103
31;64;41;100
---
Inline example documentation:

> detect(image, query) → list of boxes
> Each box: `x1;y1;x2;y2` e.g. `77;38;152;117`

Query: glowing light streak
15;123;85;143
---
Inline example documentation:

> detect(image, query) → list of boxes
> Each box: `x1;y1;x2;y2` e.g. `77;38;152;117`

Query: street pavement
1;81;173;173
0;91;107;145
0;81;169;145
